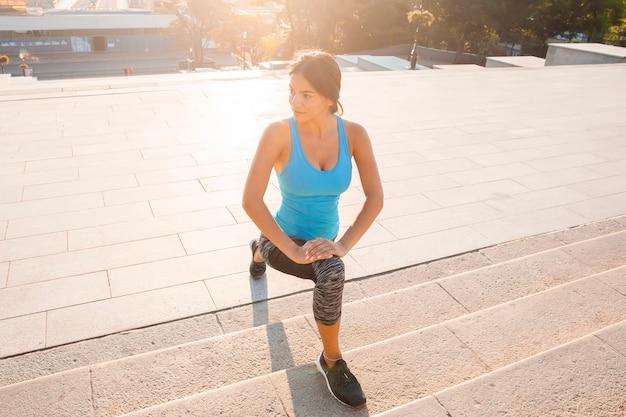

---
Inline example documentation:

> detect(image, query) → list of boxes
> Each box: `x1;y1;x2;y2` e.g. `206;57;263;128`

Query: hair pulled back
289;50;343;115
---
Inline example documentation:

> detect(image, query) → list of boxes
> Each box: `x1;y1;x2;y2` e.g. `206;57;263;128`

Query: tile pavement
0;64;625;358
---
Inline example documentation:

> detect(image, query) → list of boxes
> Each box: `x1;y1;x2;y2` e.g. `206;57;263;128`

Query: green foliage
170;0;231;65
175;0;626;65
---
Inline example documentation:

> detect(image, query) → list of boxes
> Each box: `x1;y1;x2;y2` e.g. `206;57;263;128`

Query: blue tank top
275;116;352;240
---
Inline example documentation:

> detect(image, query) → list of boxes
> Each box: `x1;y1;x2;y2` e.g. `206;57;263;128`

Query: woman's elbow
368;189;384;215
242;192;256;216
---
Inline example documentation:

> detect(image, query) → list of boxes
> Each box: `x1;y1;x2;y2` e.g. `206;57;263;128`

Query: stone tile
136;160;250;186
484;186;590;214
515;167;606;191
377;396;450;417
0;232;67;263
562;230;626;273
479;233;563;263
149;189;242;216
12;144;72;162
468;148;551;167
424;179;530;207
179;221;258;255
205;270;313;310
340;282;467;351
0;314;223;387
565;191;626;221
0;168;78;189
340;325;489;415
550;218;626;244
596;266;626;296
445;277;626;369
69;207;235;251
570;173;626;198
109;245;245;297
376;151;427;169
379;202;502;239
5;201;152;239
525;152;607;172
79;154;197;178
383;174;460;198
46;282;214;347
122;376;288;417
199;171;248;193
22;173;138;201
350;226;492;276
345;220;397;249
440;247;597;312
0;368;92;417
9;235;186;286
0;186;21;204
0;272;110;320
376;193;440;220
469;206;589;244
24;150;142;172
102;179;205;206
0;262;8;288
72;134;179;157
89;316;318;417
0;313;46;358
436;335;626;417
587;159;626;176
596;320;626;357
0;192;104;221
447;162;540;186
418;143;503;161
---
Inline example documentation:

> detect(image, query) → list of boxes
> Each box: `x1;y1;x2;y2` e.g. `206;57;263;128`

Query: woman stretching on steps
242;50;383;409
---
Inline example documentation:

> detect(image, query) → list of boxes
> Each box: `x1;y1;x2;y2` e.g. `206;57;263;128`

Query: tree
431;0;488;62
170;0;231;66
211;13;273;66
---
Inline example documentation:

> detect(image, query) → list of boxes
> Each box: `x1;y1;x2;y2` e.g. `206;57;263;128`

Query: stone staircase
1;216;624;417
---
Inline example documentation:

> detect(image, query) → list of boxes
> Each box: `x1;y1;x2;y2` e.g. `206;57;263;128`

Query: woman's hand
298;238;347;263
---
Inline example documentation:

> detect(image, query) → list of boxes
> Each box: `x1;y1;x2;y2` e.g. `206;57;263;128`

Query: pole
242;31;247;70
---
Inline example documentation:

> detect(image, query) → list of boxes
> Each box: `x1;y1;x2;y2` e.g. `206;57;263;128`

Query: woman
242;50;383;409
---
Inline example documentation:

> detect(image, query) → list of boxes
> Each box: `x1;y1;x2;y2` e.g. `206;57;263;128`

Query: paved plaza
1;63;625;361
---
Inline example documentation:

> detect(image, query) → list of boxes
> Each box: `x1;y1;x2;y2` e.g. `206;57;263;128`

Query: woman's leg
256;235;346;365
311;256;345;365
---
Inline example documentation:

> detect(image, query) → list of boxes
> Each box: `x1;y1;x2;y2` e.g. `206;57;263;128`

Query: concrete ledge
546;42;626;66
433;64;485;70
337;55;417;71
485;56;546;68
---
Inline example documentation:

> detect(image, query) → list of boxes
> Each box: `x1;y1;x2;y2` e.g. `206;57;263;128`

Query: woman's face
289;72;333;122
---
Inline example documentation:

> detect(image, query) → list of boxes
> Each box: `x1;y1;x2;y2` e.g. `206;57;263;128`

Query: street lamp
242;31;247;70
19;52;29;76
409;2;422;70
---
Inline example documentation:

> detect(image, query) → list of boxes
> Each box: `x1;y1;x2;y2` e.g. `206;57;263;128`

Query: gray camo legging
257;234;345;326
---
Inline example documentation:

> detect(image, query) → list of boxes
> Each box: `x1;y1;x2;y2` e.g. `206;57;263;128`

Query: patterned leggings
257;234;345;326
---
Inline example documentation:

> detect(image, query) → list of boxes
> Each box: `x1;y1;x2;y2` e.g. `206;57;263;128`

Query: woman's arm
304;121;384;260
242;122;311;263
336;121;384;254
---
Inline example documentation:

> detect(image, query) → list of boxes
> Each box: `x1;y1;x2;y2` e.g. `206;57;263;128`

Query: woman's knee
314;256;345;284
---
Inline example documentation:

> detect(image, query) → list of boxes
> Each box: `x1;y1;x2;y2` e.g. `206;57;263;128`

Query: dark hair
289;50;343;115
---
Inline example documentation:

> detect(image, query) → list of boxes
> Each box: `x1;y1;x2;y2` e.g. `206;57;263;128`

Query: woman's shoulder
339;117;370;142
262;118;291;139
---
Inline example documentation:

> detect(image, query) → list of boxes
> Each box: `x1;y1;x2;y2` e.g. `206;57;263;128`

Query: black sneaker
249;239;266;279
316;352;366;409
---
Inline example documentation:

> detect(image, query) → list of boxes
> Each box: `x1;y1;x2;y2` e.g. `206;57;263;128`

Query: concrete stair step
0;220;622;388
376;319;626;417
1;222;624;416
119;270;626;416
